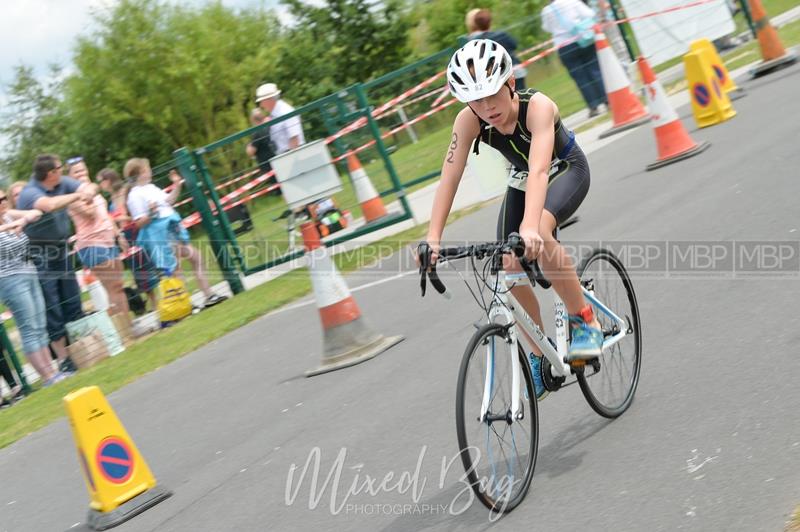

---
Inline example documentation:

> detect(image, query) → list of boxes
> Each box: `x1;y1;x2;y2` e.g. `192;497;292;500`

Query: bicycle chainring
541;356;566;392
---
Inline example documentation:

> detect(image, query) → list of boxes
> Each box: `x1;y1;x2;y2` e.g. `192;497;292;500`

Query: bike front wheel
455;324;539;513
577;248;642;418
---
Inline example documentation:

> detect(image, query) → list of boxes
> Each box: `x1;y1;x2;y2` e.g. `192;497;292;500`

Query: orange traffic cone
301;222;403;376
595;26;650;139
747;0;797;77
347;154;387;223
638;57;710;171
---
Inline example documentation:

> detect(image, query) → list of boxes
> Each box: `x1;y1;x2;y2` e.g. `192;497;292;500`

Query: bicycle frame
480;269;629;422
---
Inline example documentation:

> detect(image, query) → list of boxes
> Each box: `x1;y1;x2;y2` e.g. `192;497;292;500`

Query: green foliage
278;0;412;104
63;0;283;174
0;65;68;182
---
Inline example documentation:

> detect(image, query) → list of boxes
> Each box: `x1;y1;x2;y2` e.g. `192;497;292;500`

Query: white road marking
267;270;415;316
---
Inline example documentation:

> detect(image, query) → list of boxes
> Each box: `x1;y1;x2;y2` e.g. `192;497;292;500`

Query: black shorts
496;145;590;240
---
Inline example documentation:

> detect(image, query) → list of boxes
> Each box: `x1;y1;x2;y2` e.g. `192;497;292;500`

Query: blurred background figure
97;167;159;312
0;186;65;386
466;8;527;90
124;159;226;309
541;0;607;117
255;83;305;154
17;154;99;375
66;157;130;317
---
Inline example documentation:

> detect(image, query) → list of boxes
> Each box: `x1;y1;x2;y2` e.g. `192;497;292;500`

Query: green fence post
320;101;351;175
738;0;757;38
352;84;413;219
191;151;246;273
609;0;638;61
0;324;30;394
174;147;245;295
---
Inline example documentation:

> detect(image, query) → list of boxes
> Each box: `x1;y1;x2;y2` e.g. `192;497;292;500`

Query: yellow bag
157;276;192;324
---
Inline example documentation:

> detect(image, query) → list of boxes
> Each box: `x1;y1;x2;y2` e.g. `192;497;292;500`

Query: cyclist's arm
426;108;481;246
521;92;557;230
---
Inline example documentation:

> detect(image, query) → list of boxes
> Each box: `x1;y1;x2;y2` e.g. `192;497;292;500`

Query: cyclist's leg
537;212;587;315
538;146;603;357
497;186;544;353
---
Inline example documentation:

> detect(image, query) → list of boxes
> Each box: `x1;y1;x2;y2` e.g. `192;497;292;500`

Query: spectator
245;108;280;197
123;159;226;309
66;158;130;317
255;83;305;154
98;168;159;311
17;154;99;375
0;187;66;386
541;0;607;117
246;108;276;173
0;340;25;407
466;8;528;90
66;156;89;181
7;181;27;209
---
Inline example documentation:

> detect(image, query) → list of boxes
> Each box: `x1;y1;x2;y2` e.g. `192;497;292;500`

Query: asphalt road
2;63;799;532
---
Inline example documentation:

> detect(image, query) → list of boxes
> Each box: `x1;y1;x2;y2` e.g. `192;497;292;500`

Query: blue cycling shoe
567;313;604;361
528;353;549;401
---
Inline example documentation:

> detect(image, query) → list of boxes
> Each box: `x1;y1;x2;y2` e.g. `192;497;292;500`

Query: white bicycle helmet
447;39;513;103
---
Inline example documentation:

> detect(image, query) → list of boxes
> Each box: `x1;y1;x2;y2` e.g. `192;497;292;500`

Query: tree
63;0;284;174
0;65;69;183
278;0;412;102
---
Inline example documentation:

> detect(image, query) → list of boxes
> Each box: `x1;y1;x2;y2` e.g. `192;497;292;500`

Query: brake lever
507;232;552;289
417;242;447;297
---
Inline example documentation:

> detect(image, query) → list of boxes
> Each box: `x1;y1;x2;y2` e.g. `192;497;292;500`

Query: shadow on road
533;414;611;479
379;413;613;531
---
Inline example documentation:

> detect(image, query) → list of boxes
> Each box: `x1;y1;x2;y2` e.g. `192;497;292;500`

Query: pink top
69;195;117;250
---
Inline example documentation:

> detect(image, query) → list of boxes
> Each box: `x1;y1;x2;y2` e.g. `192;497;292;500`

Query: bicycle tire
455;323;539;513
576;248;642;418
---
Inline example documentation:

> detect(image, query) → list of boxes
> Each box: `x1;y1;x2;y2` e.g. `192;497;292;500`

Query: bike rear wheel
577;249;642;418
455;324;539;513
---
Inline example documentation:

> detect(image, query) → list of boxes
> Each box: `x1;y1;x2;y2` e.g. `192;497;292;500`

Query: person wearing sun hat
255;82;305;155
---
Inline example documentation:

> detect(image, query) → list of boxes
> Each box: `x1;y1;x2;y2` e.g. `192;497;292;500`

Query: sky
0;0;285;86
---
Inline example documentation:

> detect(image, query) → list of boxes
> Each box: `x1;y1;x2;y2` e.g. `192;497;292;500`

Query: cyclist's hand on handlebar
414;239;439;269
518;222;544;262
416;240;448;297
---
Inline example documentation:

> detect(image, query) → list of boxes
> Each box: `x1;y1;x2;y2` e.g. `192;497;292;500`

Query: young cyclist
419;39;603;399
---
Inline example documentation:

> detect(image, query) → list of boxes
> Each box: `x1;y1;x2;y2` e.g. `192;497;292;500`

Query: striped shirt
0;216;36;278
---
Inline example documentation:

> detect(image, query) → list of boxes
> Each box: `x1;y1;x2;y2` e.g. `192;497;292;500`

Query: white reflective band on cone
646;82;678;127
352;167;379;201
598;46;632;93
308;247;351;308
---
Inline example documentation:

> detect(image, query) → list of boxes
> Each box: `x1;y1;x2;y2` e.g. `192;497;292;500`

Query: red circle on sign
96;437;134;484
713;64;727;84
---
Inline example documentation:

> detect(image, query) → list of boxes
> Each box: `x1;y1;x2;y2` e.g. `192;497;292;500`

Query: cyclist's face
468;81;515;127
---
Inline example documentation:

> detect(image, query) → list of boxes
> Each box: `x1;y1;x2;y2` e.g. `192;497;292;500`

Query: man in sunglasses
17;154;99;374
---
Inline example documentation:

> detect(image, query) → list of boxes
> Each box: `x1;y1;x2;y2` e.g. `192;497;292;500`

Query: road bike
418;223;642;513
